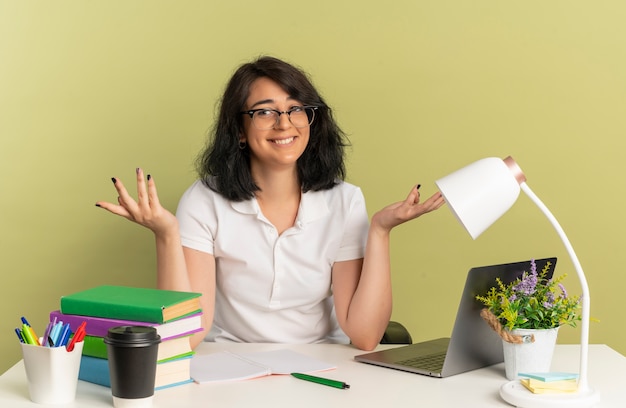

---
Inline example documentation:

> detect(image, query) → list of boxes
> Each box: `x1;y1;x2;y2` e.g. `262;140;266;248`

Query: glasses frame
240;105;318;130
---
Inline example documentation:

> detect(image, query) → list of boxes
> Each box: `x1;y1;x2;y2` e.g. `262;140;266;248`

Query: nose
274;112;293;130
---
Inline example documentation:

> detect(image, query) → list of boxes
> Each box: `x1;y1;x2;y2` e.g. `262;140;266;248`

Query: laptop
354;257;557;378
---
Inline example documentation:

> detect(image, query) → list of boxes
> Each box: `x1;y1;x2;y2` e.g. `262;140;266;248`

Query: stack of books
52;285;203;390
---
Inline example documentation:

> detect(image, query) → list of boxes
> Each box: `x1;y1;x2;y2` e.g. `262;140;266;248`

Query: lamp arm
520;182;591;392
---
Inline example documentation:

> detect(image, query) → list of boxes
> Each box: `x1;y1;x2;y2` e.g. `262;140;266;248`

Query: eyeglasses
240;106;318;130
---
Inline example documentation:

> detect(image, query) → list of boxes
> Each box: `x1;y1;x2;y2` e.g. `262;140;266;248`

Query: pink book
49;310;203;341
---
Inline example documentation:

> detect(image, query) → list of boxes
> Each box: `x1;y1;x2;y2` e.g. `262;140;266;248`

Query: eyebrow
249;99;274;109
249;96;297;109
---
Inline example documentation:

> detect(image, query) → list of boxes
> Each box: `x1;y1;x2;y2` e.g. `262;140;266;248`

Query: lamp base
500;381;600;408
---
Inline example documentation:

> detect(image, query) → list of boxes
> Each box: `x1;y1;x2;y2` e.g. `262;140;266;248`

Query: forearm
155;225;190;292
344;223;394;350
189;328;208;349
344;186;444;349
155;229;216;348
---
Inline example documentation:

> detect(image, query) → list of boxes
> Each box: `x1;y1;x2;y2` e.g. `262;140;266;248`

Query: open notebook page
191;349;336;383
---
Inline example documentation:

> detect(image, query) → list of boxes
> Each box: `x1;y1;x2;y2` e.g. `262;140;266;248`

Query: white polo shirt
176;179;369;344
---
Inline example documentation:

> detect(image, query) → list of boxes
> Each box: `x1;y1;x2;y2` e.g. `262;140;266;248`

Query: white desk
0;343;623;407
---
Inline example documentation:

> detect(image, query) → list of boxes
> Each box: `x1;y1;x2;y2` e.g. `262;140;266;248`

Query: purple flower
514;271;538;296
559;283;568;299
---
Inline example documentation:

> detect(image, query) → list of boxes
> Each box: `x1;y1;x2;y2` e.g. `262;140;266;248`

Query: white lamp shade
435;157;522;239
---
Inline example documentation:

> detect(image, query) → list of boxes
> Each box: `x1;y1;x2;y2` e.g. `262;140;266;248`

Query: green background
1;1;624;373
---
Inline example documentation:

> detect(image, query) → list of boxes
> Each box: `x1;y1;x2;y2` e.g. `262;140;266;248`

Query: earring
238;140;247;150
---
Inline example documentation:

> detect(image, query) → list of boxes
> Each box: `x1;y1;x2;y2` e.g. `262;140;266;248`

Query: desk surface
0;343;623;407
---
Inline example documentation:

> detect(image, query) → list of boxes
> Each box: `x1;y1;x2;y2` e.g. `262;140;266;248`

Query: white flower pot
502;327;559;380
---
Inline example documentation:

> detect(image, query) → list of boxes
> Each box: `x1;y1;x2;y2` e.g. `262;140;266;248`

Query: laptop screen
443;257;557;375
354;257;557;378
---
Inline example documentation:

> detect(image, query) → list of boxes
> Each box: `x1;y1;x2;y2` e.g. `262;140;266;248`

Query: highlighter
21;324;37;345
20;317;41;346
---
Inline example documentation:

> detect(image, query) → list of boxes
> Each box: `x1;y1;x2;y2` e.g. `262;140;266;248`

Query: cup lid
104;326;161;345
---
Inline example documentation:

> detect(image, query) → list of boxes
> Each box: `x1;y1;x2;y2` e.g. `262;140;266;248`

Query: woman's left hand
95;168;179;236
371;184;445;232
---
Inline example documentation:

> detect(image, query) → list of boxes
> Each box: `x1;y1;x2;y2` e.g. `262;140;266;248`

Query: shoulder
178;178;231;211
180;177;220;199
305;181;366;215
322;180;365;203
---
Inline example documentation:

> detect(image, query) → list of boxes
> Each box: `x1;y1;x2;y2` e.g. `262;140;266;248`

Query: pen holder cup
21;341;84;405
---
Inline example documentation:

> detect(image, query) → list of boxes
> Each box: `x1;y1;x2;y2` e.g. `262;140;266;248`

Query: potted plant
476;259;581;379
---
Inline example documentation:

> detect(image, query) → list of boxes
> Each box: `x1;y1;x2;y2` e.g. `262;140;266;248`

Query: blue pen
49;324;58;345
21;317;31;327
50;321;63;346
57;323;72;347
15;328;25;343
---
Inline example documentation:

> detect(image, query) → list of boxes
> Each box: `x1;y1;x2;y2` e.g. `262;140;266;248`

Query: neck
251;165;301;234
251;164;301;202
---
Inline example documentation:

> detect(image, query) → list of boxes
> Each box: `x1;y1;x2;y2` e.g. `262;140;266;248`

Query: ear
238;137;248;150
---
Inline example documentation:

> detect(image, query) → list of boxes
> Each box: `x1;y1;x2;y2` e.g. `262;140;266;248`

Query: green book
82;335;108;359
82;334;195;363
60;285;202;324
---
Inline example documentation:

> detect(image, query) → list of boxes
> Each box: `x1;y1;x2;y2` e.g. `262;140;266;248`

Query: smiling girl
96;56;444;351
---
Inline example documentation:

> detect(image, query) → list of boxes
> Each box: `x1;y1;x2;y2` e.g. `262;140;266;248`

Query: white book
190;349;336;384
155;357;192;389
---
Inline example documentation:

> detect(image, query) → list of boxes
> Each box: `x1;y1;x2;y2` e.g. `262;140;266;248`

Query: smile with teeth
271;136;295;145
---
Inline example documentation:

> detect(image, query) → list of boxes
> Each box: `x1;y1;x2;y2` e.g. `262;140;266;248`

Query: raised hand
95;168;178;236
371;184;445;232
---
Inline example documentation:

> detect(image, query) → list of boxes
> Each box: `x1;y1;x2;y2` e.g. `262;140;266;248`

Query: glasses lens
289;107;316;128
252;110;278;130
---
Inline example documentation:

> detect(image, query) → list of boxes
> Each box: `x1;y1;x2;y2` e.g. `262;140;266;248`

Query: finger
112;177;139;211
404;192;440;218
404;184;421;205
146;173;162;208
136;167;149;210
421;192;445;212
95;201;133;219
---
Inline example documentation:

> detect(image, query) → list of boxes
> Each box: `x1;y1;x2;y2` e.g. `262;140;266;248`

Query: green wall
1;1;625;373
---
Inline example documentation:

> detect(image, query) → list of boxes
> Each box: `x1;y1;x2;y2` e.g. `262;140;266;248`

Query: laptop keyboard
397;352;446;371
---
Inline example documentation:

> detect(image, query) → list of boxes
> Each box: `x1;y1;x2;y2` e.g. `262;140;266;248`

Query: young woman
96;56;444;351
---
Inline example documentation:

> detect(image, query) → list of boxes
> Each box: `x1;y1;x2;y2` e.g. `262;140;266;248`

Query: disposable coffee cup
104;326;161;408
21;341;84;404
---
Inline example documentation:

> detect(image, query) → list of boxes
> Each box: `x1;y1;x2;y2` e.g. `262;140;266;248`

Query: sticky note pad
520;378;578;394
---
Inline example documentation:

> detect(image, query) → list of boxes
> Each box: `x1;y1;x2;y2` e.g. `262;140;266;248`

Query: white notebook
191;349;336;383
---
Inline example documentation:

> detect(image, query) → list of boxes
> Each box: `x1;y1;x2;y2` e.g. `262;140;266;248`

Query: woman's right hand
95;168;178;236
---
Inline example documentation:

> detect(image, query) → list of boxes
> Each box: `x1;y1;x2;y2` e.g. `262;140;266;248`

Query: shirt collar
230;190;329;225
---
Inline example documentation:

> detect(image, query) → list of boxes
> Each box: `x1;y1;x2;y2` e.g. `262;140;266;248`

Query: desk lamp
435;156;600;408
